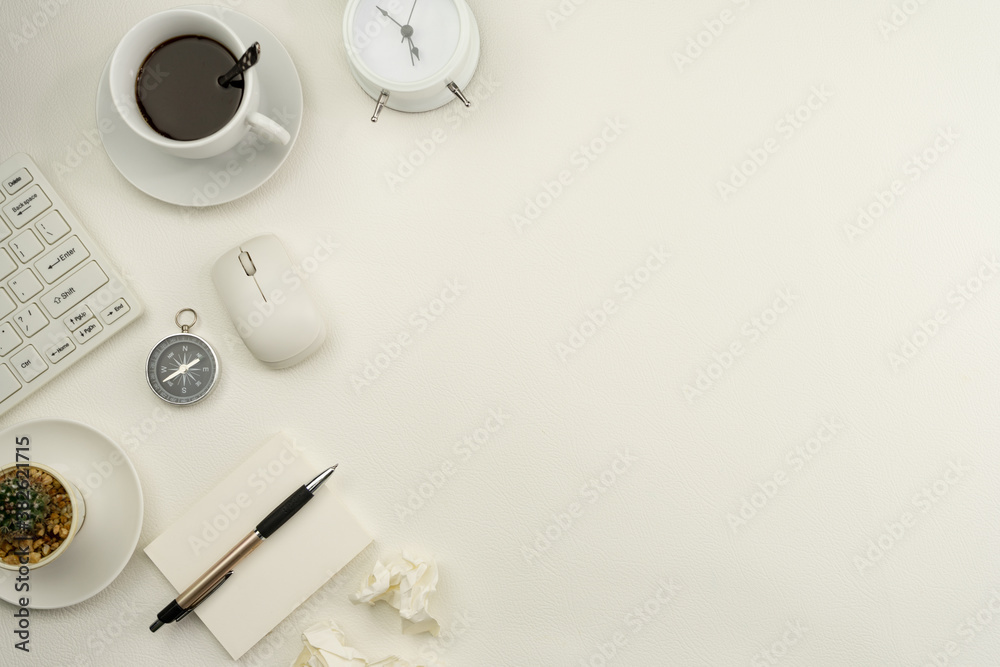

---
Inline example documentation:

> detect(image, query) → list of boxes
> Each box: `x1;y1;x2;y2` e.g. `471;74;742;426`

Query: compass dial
146;333;219;405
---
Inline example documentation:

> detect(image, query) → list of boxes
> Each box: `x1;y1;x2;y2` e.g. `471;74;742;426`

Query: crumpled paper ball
289;619;436;667
349;552;441;636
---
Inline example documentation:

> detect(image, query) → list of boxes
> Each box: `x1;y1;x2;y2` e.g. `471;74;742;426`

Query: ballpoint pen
149;466;338;632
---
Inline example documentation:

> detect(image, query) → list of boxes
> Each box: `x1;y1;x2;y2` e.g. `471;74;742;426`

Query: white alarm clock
343;0;481;121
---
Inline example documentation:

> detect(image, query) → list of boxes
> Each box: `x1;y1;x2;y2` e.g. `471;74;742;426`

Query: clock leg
371;91;390;122
447;82;471;107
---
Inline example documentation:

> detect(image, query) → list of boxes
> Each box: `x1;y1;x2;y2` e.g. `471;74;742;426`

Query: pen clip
176;571;234;622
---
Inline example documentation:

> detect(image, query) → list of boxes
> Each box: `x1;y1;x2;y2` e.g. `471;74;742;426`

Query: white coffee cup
109;8;290;160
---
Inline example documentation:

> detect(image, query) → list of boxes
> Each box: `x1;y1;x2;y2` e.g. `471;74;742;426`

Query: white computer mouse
211;234;326;369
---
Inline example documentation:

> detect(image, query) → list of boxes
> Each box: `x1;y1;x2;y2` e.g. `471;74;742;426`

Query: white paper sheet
145;432;372;659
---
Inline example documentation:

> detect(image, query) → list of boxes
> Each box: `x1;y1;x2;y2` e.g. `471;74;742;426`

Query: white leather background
2;1;999;665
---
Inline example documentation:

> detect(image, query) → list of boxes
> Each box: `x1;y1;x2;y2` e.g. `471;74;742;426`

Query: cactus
0;469;50;538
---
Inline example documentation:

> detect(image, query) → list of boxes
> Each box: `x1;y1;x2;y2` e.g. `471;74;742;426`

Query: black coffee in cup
136;35;244;141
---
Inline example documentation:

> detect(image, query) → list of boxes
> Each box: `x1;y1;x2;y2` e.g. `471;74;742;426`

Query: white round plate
0;419;143;609
96;5;303;207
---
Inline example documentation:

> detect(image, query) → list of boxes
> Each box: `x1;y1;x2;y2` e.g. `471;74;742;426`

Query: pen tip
150;620;163;632
306;466;338;492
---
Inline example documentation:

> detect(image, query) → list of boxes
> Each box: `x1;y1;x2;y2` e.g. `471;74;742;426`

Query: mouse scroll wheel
239;251;256;276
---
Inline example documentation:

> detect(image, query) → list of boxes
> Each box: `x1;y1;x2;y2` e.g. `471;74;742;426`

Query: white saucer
97;5;303;207
0;419;143;609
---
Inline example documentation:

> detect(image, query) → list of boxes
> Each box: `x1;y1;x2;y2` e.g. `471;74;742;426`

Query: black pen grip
256;486;313;538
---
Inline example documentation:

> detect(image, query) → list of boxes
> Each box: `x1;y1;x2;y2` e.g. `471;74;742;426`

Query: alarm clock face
349;0;462;84
146;333;219;405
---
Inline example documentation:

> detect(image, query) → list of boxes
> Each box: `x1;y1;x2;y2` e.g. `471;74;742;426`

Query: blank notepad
144;432;372;659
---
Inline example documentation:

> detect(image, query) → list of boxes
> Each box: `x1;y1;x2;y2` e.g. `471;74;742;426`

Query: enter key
34;235;89;283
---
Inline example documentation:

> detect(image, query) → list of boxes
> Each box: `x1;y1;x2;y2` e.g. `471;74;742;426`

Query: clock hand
407;36;420;64
402;0;419;43
376;6;404;28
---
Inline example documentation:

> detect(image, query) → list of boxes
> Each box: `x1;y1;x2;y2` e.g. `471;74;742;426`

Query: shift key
40;262;107;317
35;236;89;283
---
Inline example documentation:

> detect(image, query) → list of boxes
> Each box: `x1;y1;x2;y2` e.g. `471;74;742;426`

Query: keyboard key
0;323;21;356
44;337;74;364
74;318;103;344
8;270;42;302
12;304;47;338
10;229;43;262
4;168;32;195
11;345;46;382
40;262;108;318
0;250;15;279
36;211;70;243
3;185;51;228
100;298;130;325
35;235;89;283
0;364;20;401
0;219;8;243
0;289;13;318
64;305;93;330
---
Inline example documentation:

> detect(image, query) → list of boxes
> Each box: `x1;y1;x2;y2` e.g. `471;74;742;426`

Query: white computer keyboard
0;153;142;415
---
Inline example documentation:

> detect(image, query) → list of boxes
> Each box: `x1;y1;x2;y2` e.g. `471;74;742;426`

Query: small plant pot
0;462;86;570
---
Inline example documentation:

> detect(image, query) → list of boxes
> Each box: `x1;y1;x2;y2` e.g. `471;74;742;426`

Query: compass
145;309;220;406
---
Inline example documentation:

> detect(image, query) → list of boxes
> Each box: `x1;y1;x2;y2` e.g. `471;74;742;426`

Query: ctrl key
10;345;46;382
0;364;21;402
